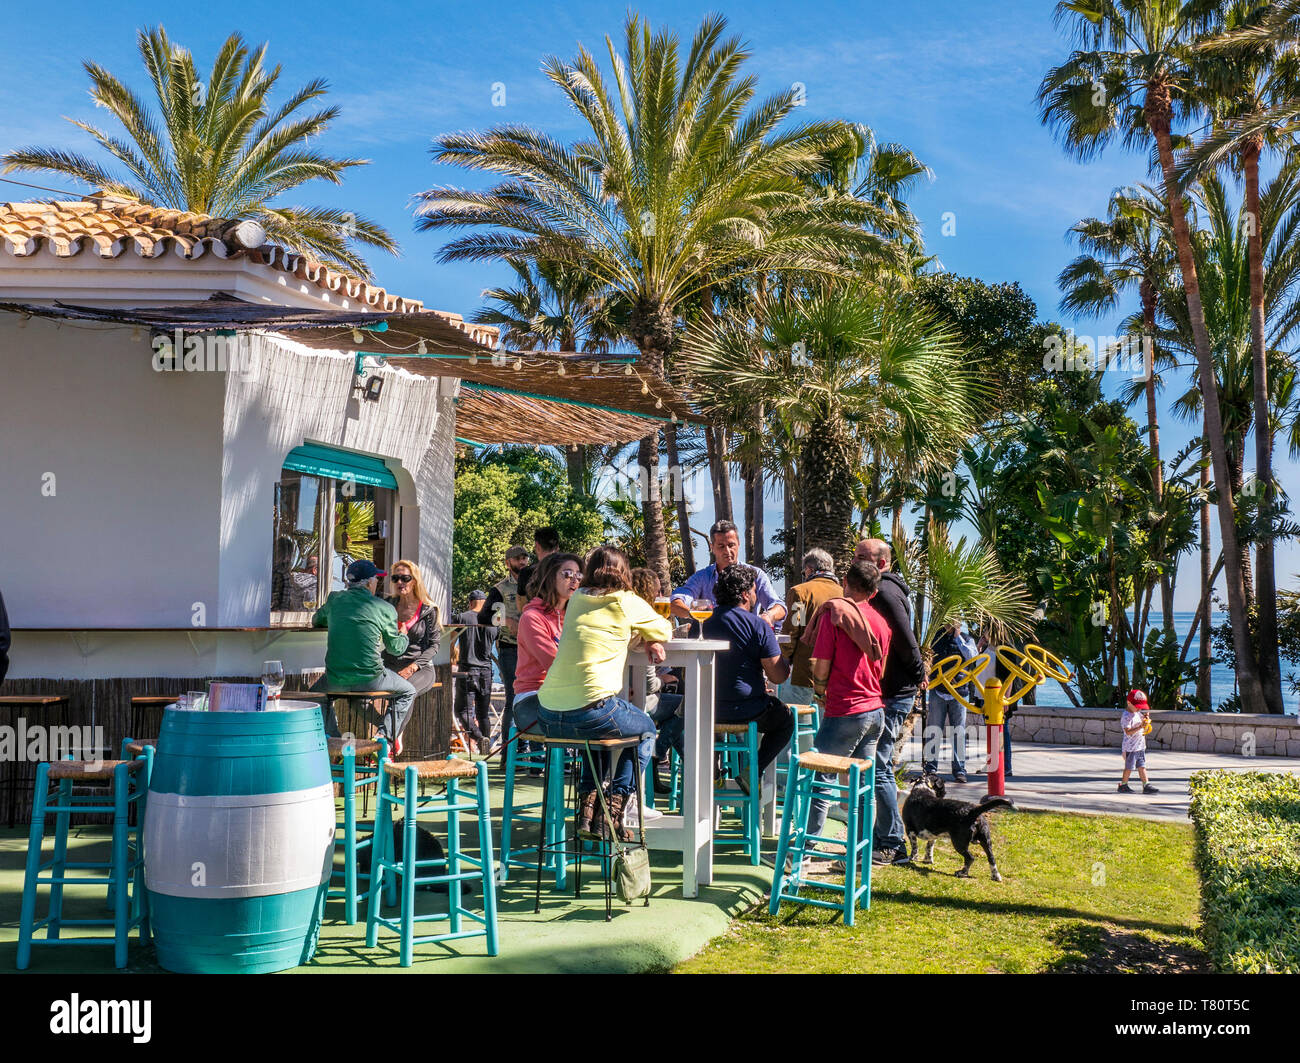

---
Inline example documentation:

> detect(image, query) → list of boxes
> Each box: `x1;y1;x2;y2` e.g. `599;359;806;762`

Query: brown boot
577;789;600;839
606;792;635;843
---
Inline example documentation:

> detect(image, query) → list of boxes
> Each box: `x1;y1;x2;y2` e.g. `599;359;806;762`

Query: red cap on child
1126;689;1148;708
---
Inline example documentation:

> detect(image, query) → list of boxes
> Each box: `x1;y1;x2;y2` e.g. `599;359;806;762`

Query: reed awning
0;298;701;444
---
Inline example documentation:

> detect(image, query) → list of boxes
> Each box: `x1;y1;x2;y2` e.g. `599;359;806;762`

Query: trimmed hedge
1187;770;1300;973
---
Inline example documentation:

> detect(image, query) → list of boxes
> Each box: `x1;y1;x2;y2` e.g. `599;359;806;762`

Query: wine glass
690;598;713;640
262;660;285;701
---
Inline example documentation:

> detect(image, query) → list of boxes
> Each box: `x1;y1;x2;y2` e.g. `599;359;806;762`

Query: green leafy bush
1187;771;1300;973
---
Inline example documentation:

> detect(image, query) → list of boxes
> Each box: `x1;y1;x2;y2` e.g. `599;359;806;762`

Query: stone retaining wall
1002;706;1300;757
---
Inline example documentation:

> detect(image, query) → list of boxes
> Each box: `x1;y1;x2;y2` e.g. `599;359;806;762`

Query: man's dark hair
844;560;881;597
709;519;738;541
715;564;756;609
534;527;560;552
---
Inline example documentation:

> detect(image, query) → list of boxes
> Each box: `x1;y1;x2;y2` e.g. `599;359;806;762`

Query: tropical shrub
1187;771;1300;973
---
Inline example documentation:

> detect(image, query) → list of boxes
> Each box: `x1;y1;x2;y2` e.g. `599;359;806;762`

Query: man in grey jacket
854;539;924;866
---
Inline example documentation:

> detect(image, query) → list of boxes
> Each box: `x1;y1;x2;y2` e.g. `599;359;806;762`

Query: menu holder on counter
207;682;269;712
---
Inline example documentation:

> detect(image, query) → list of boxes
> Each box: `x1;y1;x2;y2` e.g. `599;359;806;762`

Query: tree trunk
783;463;796;589
1199;439;1212;708
1244;141;1285;714
743;456;757;561
1229;447;1254;606
1141;279;1173;632
665;421;695;577
629;298;675;586
800;415;857;569
1148;87;1267;714
716;428;734;523
564;445;586;495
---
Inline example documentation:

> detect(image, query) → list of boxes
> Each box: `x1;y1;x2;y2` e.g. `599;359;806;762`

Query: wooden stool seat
793;705;818;717
282;690;327;701
328;736;385;759
0;695;69;707
797;751;870;776
527;733;641;749
130;695;176;706
123;740;157;758
383;758;478;781
46;759;143;782
329;690;400;700
714;722;753;735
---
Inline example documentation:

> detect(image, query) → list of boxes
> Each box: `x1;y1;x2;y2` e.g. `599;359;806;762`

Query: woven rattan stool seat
47;759;143;782
328;737;385;759
123;740;157;757
797;752;870;776
792;705;818;717
526;733;641;749
383;759;478;781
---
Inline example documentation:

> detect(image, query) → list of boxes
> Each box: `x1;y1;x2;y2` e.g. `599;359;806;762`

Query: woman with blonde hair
382;559;442;752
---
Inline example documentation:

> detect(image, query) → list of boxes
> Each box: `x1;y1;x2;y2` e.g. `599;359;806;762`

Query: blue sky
2;0;1295;605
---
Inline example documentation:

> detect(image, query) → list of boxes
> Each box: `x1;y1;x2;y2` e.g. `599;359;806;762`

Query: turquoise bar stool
500;726;578;888
775;704;820;793
366;758;499;966
769;750;874;926
17;759;150;969
714;721;761;865
644;748;681;813
327;735;388;925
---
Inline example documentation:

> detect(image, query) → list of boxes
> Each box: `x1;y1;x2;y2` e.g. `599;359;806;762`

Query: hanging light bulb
468;351;478;365
671;412;678;423
557;364;566;376
640;381;649;395
352;329;364;345
623;364;633;376
591;362;600;376
655;398;663;409
513;357;523;371
417;338;427;355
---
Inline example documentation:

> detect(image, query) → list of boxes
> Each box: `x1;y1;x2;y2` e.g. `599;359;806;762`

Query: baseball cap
345;559;386;583
505;546;528;560
469;589;487;601
1126;689;1148;708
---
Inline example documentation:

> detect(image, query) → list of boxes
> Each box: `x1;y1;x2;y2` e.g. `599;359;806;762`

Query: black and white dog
902;773;1013;882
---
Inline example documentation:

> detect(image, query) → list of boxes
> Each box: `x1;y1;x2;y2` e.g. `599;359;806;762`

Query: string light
513;357;523;370
623;364;633;376
557;364;566;376
468;351;477;365
591;362;600;375
417;338;427;355
655;398;663;409
352;329;364;345
640;381;649;395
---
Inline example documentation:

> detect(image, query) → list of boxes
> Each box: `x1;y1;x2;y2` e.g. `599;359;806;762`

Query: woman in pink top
511;552;583;735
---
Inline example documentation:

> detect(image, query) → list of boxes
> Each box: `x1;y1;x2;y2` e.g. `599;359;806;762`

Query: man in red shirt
805;560;893;855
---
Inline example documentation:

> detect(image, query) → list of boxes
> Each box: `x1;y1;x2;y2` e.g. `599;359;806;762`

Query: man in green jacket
311;559;416;752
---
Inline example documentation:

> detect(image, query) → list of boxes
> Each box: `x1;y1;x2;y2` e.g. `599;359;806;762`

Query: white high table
627;637;727;898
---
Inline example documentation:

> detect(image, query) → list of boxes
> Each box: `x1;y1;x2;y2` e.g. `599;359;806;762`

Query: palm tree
2;27;396;277
1174;5;1300;713
1058;183;1179;629
678;284;979;567
414;13;900;586
1037;0;1270;714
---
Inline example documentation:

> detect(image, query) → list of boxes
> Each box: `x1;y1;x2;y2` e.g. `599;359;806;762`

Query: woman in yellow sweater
536;545;673;841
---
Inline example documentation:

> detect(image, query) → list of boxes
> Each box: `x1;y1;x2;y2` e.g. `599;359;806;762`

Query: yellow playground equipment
927;643;1073;796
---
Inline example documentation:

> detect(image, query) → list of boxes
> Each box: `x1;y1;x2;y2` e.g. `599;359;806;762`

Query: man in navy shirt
703;565;794;784
671;519;786;629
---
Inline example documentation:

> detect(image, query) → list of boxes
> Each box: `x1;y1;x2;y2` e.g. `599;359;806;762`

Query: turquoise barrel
144;706;335;973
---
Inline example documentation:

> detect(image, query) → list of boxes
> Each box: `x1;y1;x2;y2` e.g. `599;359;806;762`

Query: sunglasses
559;571;582;581
391;574;413;584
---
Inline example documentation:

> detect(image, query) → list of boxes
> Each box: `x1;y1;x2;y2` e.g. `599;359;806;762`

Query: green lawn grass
677;809;1208;974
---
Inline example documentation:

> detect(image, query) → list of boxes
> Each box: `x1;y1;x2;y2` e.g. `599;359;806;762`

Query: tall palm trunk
564;445;586;495
629;298;674;587
1229;448;1253;606
783;463;796;589
1199;439;1212;708
1243;140;1284;714
1141;278;1173;632
801;414;856;569
1148;83;1267;715
665;422;695;576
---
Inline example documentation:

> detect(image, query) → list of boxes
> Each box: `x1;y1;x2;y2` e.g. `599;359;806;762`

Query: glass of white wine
690;598;713;640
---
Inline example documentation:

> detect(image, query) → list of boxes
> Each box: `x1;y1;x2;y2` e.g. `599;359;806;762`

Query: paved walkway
900;737;1300;821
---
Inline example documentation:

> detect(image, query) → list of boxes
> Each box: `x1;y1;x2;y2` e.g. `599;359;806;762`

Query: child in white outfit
1118;688;1158;795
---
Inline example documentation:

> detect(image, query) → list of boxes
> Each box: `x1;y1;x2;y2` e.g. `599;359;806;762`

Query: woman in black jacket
383;560;442;723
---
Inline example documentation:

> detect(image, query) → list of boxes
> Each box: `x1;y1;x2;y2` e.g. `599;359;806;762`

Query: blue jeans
873;693;912;852
650;692;684;761
534;696;656;796
806;708;883;839
923;694;967;777
311;669;417;742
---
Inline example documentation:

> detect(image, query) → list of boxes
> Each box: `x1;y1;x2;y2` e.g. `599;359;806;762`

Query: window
270;451;398;625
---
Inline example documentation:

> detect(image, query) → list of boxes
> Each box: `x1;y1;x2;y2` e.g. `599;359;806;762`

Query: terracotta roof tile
0;192;491;330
